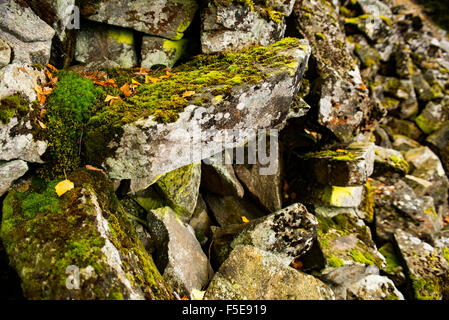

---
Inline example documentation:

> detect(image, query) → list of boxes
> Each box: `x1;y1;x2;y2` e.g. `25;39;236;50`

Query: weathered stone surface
188;194;212;246
294;0;376;142
415;101;449;135
205;245;335;300
0;39;11;67
75;24;138;68
0;160;28;196
378;242;407;287
0;64;46;101
201;2;286;53
134;163;201;219
315;208;385;274
100;39;311;188
300;142;375;187
25;0;77;68
0;170;173;300
403;146;449;218
233;135;283;212
141;36;189;69
394;229;449;300
391;135;421;152
82;0;198;40
0;0;55;65
372;179;441;243
204;192;265;227
427;122;449;173
298;185;364;208
147;207;213;299
211;203;318;267
373;145;409;175
201;151;245;198
373;76;418;119
0;110;48;164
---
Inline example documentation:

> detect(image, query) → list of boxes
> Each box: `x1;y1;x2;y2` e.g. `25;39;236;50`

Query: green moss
388;156;410;173
38;71;103;179
315;32;326;41
108;28;134;45
412;276;441;300
379;243;402;274
303;149;358;161
327;254;345;268
84;38;301;166
442;247;449;264
0;169;172;300
108;290;124;300
0;94;30;124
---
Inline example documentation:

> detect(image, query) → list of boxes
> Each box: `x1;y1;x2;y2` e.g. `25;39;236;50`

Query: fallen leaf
145;75;161;83
182;91;195;98
105;95;121;105
17;184;30;193
131;79;142;86
241;216;250;223
18;67;28;74
40;108;47;118
37;119;46;129
55;179;74;197
120;83;133;97
181;296;189;300
85;165;106;176
46;64;58;73
291;260;303;269
191;289;205;300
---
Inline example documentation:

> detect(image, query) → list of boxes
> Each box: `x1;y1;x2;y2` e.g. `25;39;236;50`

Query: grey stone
394;229;449;300
373;145;409;175
205;245;335;300
0;160;28;196
0;64;47;101
75;24;138;68
0;1;55;65
141;36;189;69
147;207;213;299
82;0;198;40
0;39;10;67
188;194;212;246
201;2;286;53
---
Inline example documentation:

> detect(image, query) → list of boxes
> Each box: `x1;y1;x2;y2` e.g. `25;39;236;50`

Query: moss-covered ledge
0;169;173;300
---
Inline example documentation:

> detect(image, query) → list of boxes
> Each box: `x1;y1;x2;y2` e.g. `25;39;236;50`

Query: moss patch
0;94;30;124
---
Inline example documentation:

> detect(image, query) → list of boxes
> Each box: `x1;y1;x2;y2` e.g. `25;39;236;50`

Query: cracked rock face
201;2;287;53
81;0;198;40
102;40;311;190
293;0;377;142
0;0;55;65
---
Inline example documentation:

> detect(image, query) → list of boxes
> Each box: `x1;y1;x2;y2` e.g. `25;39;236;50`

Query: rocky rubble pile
0;0;448;300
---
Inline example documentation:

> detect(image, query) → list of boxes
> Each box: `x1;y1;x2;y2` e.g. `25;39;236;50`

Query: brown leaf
120;83;133;97
85;165;107;176
46;64;58;73
37;119;46;129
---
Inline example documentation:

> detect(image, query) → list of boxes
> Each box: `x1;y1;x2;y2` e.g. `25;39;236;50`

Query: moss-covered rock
0;169;173;300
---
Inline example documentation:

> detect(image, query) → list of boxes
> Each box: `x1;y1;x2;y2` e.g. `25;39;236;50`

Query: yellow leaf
131;79;142;86
55;180;74;197
145;75;160;83
242;216;250;223
182;91;195;98
37;119;46;129
191;289;205;300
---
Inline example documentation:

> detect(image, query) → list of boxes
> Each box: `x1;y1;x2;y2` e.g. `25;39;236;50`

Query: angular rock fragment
294;0;376;142
201;152;245;198
394;229;449;300
299;142;375;187
0;160;28;196
188;194;212;246
373;145;409;175
0;64;46;101
0;39;11;68
0;170;173;300
147;207;213;299
205;245;335;300
0;1;55;65
134;163;201;219
81;0;198;40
